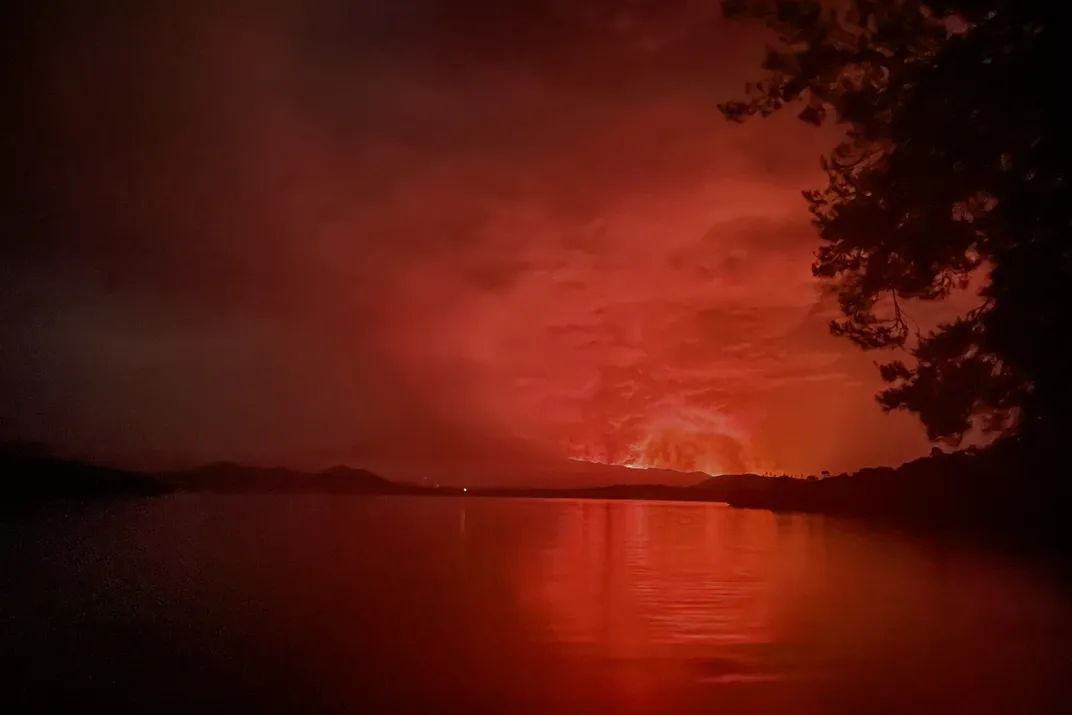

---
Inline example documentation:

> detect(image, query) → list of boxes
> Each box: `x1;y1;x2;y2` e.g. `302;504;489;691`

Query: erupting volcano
565;408;760;476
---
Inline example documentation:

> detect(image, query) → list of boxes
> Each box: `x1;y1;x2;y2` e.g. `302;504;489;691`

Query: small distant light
463;487;467;493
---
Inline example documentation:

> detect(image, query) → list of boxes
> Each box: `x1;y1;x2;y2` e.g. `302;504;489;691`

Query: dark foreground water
3;496;1071;714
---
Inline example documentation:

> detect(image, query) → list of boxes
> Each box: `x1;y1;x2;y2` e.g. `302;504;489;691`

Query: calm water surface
3;496;1071;713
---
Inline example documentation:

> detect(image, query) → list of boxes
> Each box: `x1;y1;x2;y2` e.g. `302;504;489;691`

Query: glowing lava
565;407;760;476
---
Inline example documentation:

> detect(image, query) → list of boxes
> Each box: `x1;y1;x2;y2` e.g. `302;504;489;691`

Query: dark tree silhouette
720;0;1067;447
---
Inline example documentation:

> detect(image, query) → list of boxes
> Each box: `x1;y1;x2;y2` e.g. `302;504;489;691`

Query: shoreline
6;444;1068;554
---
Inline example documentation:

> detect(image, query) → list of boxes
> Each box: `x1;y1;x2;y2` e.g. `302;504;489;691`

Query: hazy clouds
2;1;936;481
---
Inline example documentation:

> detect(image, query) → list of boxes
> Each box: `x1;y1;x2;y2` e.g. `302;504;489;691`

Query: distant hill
160;459;755;500
694;473;776;489
1;446;170;504
161;462;410;494
469;469;774;502
8;443;1061;548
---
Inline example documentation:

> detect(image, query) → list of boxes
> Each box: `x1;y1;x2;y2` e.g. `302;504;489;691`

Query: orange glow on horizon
567;452;726;477
563;422;794;478
565;431;732;477
562;404;771;476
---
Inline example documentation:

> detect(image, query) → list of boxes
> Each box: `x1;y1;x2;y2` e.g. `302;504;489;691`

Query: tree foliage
721;0;1068;445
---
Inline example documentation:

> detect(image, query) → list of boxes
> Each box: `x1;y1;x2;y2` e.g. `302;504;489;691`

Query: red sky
3;1;946;483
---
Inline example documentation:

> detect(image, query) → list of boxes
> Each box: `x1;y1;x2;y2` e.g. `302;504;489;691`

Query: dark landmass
471;472;770;502
1;444;170;506
1;446;456;505
712;442;1068;549
4;440;1066;549
160;462;788;504
161;462;421;494
156;444;1068;549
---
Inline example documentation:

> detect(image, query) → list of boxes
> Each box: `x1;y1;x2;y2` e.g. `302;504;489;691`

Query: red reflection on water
514;500;818;709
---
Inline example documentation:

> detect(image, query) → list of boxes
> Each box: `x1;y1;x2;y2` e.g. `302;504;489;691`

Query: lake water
3;495;1071;713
